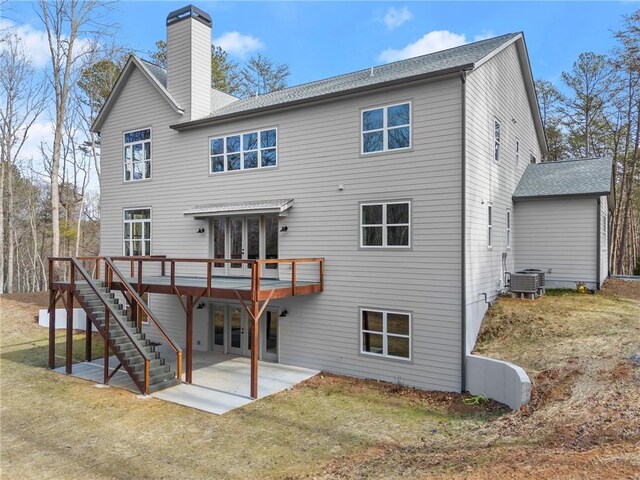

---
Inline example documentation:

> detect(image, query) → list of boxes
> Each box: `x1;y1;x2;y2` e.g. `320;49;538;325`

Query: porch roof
183;199;294;218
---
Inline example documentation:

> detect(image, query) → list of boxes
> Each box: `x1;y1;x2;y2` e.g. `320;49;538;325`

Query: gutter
512;192;611;202
460;69;467;393
170;64;475;131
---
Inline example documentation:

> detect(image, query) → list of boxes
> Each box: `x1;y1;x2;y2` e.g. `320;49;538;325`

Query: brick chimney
166;5;212;121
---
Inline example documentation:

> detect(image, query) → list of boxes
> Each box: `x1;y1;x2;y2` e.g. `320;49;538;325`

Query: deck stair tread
74;279;179;394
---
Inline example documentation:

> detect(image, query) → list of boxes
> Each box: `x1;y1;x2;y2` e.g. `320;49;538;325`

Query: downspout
596;197;601;290
460;69;467;392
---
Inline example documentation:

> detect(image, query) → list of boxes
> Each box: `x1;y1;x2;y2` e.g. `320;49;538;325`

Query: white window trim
209;127;278;174
530;152;537;164
360;200;411;248
515;137;520;166
487;203;493;249
360;308;411;361
506;208;511;249
493;118;501;163
361;101;412;155
123;127;152;182
122;207;152;256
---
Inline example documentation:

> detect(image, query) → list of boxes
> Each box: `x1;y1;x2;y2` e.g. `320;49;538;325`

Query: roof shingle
205;33;519;119
513;158;613;199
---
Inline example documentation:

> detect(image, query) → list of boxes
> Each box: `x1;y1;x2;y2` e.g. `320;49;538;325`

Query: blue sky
4;1;637;88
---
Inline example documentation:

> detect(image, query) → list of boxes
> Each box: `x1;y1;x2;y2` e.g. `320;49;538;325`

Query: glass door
263;310;278;362
210;216;279;278
229;218;244;272
210;303;278;361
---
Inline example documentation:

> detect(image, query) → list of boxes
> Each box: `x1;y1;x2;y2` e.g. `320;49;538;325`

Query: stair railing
68;258;153;394
103;257;183;383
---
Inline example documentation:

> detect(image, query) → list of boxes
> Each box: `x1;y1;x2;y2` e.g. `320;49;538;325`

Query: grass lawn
1;282;639;479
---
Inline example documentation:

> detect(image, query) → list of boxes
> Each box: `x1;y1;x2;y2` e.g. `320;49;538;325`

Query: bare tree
0;32;47;292
239;53;290;98
36;0;111;259
561;52;616;159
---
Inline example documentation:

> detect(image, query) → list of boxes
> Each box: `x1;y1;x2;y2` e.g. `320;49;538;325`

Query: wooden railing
49;257;153;394
103;257;182;382
106;256;325;299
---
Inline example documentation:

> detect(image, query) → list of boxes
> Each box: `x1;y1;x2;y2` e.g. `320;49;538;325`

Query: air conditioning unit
521;268;545;287
511;272;538;293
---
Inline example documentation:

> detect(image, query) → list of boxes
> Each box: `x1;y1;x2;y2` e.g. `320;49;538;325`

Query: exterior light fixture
196;228;205;233
279;309;288;317
280;226;288;232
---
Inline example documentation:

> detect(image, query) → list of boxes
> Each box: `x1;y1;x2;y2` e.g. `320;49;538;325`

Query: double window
361;201;411;248
362;102;411;154
210;128;277;174
361;308;411;360
124;128;151;181
123;208;151;256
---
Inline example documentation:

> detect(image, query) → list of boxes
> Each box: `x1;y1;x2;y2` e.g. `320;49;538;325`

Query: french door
211;216;279;277
210;304;279;361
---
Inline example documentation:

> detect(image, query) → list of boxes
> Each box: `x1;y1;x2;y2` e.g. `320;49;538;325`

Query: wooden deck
53;274;322;300
48;256;324;398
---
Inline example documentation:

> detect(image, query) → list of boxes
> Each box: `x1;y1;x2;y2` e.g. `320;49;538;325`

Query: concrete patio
54;349;319;415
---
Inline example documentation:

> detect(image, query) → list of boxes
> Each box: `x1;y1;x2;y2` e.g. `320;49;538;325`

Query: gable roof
91;56;183;133
513;157;613;200
170;33;532;131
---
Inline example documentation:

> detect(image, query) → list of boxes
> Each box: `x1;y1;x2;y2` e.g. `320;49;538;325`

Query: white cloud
383;6;413;30
474;31;495;42
1;18;97;69
15;121;54;163
0;19;51;68
214;31;264;58
378;30;467;62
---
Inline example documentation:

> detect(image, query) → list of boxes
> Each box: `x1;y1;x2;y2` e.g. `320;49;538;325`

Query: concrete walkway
54;351;318;415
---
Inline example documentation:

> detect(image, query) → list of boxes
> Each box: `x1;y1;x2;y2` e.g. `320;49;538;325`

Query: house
53;5;611;407
513;157;613;290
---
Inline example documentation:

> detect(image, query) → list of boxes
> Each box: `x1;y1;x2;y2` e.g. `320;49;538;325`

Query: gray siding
514;197;598;289
100;66;464;391
599;195;609;286
166;18;211;120
464;43;543;352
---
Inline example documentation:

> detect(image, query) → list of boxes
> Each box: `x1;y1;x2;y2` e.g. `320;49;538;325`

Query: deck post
65;265;75;375
85;314;92;362
186;295;193;384
250;299;260;399
104;310;110;385
48;289;56;369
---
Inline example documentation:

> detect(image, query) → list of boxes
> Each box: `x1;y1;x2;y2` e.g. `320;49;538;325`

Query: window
530;152;537;164
494;119;501;162
515;138;520;165
506;209;511;249
362;102;411;154
487;204;493;248
210;128;277;173
123;128;151;181
361;309;411;360
361;201;410;248
123;208;151;256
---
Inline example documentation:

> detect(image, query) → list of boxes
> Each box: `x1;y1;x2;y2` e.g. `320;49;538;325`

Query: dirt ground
1;280;639;479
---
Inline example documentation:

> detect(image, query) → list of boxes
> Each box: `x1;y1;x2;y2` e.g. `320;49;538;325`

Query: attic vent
166;5;212;27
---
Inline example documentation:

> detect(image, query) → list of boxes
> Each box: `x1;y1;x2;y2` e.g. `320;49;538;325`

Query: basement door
210;304;279;362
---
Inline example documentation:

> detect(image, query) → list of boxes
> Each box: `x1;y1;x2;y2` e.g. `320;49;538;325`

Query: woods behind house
0;4;638;293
